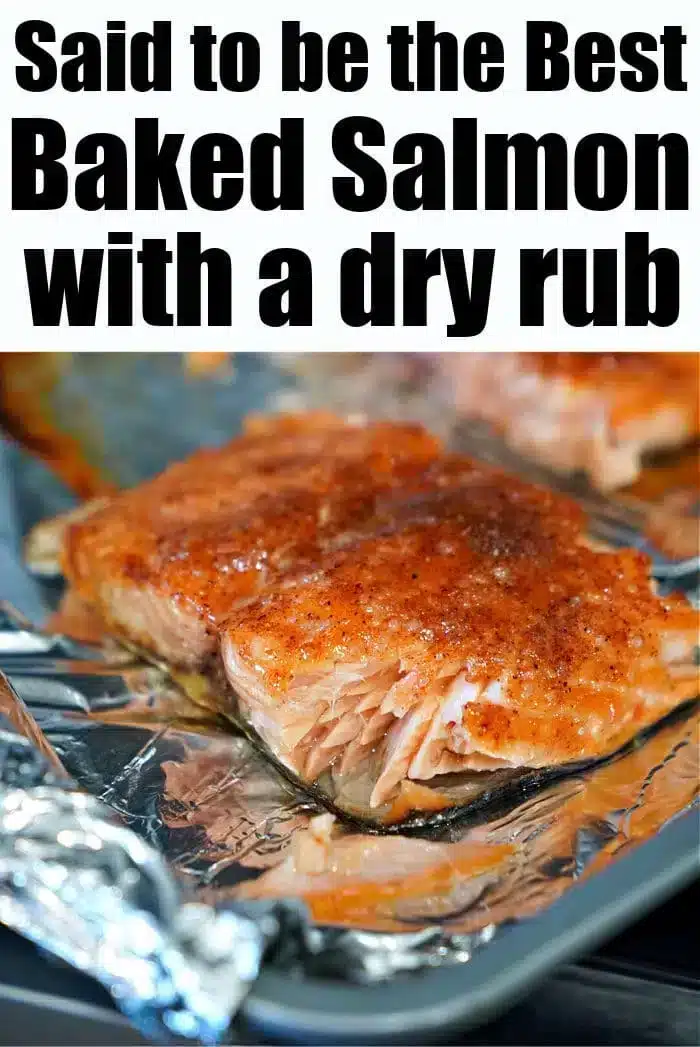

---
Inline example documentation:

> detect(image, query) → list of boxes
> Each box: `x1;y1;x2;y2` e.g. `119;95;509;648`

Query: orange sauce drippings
298;843;514;930
387;780;455;821
624;447;700;501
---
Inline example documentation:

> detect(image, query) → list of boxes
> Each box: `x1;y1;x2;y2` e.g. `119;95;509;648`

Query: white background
0;0;697;350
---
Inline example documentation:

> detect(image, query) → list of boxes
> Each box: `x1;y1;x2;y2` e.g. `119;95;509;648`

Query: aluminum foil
3;656;698;939
0;674;295;1045
0;579;698;1041
0;357;699;1043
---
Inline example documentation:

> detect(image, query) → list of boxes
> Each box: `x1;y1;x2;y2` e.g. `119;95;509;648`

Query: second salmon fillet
442;352;700;490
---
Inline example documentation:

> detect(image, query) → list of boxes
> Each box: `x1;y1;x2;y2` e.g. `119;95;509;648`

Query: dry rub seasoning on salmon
442;352;700;490
58;412;698;814
222;451;698;809
61;413;441;666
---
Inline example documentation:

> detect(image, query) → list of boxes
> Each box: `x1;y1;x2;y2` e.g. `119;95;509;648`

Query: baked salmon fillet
60;413;441;667
442;352;700;490
222;455;698;810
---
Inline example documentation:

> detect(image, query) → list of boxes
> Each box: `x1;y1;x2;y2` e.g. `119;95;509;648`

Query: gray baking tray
239;812;699;1044
0;817;696;1045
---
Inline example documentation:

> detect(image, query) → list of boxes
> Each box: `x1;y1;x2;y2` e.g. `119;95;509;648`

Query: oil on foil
12;665;699;939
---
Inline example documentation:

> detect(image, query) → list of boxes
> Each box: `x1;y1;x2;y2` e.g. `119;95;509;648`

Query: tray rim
241;808;700;1044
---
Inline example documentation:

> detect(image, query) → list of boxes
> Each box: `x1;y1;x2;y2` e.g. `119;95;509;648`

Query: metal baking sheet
1;927;699;1047
242;813;699;1044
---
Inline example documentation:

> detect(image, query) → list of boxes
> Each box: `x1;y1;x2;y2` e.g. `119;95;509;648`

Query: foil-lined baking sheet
0;610;698;1041
0;354;699;1044
14;672;700;937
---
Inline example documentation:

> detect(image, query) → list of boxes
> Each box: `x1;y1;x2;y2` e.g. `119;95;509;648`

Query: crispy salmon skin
222;454;698;809
61;413;441;666
443;352;700;490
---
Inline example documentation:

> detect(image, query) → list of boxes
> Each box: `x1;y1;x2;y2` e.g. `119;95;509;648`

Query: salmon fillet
222;455;698;809
61;413;441;667
442;352;700;490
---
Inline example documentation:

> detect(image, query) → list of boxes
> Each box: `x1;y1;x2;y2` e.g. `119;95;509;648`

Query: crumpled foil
0;675;293;1045
0;356;698;1044
4;662;698;937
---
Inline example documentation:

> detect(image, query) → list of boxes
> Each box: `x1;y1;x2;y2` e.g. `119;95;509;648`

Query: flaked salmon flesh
222;452;698;808
442;352;700;490
58;411;698;814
